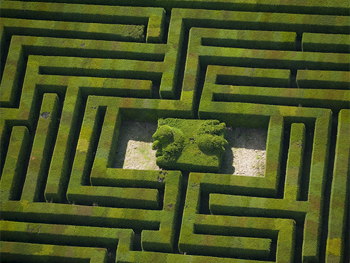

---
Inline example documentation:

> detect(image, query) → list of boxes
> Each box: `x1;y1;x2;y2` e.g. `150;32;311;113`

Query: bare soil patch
220;127;267;177
113;121;160;170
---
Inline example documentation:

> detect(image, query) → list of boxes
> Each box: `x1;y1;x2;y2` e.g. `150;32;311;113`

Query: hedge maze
0;0;349;262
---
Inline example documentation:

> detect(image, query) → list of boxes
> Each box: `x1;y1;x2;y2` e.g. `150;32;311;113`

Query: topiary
196;120;228;155
152;124;184;166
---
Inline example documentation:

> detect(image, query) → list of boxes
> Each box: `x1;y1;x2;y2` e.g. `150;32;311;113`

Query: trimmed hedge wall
0;220;133;250
326;110;350;262
0;1;348;262
0;126;30;202
199;28;296;51
297;70;350;90
284;123;305;201
214;66;291;88
212;85;350;113
21;93;60;202
179;173;296;262
303;33;350;53
0;241;108;263
2;0;349;15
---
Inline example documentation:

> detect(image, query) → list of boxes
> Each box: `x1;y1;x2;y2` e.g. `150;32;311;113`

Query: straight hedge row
210;65;291;88
284;123;305;201
197;28;296;51
0;2;165;43
199;47;349;71
174;9;349;34
0;220;133;251
326;110;350;262
20;93;60;202
0;241;108;263
303;32;350;53
297;70;350;90
4;0;347;15
211;85;349;113
1;200;161;232
2;18;145;42
0;126;30;202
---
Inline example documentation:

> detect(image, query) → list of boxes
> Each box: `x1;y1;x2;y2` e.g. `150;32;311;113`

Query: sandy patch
113;121;160;170
220;127;267;177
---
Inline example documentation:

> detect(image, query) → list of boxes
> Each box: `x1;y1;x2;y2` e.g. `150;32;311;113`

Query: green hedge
0;2;165;42
214;66;290;88
212;85;350;113
326;109;350;262
0;37;25;107
68;186;160;209
0;201;160;230
64;97;184;252
0;1;348;262
199;28;296;50
0;126;30;202
175;8;349;34
0;241;108;263
44;79;84;203
284;123;305;200
21;93;59;202
297;70;350;90
303;33;350;53
3;0;349;15
196;108;331;261
0;220;133;249
177;173;296;262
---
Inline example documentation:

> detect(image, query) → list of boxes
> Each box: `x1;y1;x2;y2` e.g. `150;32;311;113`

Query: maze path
0;1;349;262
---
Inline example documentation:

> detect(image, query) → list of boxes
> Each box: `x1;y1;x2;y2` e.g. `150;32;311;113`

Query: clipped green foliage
152;118;227;172
0;1;349;262
152;125;185;165
303;32;350;53
284;123;305;201
215;66;291;88
0;126;30;202
179;173;296;262
326;109;350;262
0;241;108;263
199;28;297;50
297;69;350;90
196;120;227;155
